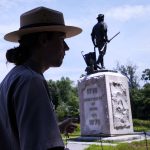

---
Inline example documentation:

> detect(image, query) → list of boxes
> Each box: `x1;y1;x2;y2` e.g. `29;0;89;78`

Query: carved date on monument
89;119;100;125
110;82;130;130
83;85;103;130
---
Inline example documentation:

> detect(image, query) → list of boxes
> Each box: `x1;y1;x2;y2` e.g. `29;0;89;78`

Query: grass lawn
84;119;150;150
62;119;150;147
84;140;150;150
133;119;150;132
62;119;150;139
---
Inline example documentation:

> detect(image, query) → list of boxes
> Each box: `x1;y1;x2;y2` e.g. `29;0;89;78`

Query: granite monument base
78;71;133;136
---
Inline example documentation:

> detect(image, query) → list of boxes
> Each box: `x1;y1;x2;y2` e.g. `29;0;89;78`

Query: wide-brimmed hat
4;7;82;42
96;14;104;19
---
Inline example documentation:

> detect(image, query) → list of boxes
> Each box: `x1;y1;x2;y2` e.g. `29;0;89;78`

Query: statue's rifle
109;32;120;42
101;32;120;52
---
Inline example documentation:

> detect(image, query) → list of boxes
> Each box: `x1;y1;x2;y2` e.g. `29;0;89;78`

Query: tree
56;102;68;120
47;79;60;108
114;62;141;119
56;77;74;103
141;69;150;83
140;83;150;119
47;77;79;121
130;88;145;119
115;62;139;89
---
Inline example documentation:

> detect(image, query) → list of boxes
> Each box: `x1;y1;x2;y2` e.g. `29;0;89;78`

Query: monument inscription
83;84;103;131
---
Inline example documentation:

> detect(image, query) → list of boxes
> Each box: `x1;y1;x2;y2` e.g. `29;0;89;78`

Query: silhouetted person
0;7;82;150
91;14;109;69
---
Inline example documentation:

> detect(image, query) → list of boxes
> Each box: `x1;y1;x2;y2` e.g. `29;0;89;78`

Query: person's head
97;14;104;22
6;31;69;68
4;7;82;69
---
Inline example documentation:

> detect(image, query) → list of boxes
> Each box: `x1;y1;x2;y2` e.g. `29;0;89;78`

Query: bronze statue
81;13;120;75
91;14;109;69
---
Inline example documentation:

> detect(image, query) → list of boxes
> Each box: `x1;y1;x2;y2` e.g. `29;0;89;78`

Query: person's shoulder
17;65;43;77
1;65;44;87
21;66;43;80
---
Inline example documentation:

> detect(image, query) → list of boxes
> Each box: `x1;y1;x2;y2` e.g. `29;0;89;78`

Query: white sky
0;0;150;83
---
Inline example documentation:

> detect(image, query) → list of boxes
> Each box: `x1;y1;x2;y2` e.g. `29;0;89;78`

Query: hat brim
4;25;82;42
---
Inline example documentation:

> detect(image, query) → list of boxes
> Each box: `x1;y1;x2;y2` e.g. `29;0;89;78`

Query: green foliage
56;102;68;120
47;80;60;108
141;69;150;82
47;77;79;121
85;140;150;150
130;88;145;119
56;77;73;103
130;83;150;119
142;83;150;98
115;62;139;89
66;94;79;117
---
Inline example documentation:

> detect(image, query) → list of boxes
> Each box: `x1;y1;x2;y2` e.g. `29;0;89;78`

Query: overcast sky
0;0;150;83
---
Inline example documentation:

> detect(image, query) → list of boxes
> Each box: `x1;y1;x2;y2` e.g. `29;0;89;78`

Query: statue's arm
91;27;96;46
103;23;109;42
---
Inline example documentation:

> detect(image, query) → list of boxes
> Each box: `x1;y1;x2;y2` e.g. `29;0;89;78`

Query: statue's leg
99;52;104;68
101;55;104;68
97;55;100;64
103;44;107;55
100;43;107;68
97;44;103;64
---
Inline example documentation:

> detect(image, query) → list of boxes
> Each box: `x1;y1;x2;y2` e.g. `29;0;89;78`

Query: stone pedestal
78;71;133;136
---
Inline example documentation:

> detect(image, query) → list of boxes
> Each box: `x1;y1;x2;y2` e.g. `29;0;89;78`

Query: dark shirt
0;65;64;150
91;21;107;45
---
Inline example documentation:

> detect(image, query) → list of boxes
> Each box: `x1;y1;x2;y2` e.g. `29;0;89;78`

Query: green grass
133;119;150;132
85;144;116;150
62;119;150;138
62;119;150;144
84;140;150;150
61;119;150;149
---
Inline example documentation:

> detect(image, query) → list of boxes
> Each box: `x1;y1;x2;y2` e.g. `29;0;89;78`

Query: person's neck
24;59;47;74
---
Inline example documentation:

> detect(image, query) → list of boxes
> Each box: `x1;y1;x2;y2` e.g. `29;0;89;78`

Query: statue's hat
97;14;104;19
